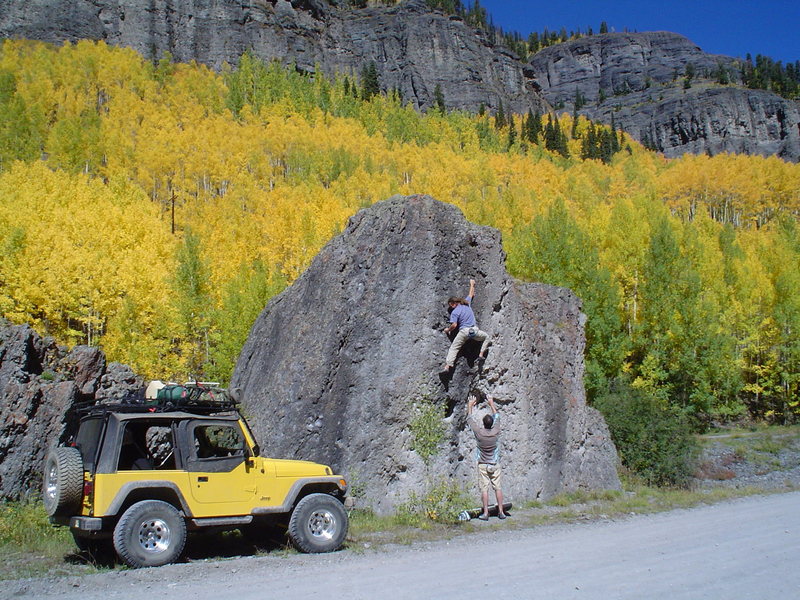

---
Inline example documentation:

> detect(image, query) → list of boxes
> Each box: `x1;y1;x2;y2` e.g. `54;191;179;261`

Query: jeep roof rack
73;384;240;417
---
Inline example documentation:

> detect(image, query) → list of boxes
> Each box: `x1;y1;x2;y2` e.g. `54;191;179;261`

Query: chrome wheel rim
45;464;58;501
137;518;171;553
307;510;337;541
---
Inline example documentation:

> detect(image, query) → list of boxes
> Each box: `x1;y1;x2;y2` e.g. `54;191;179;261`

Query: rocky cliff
1;2;796;159
232;195;620;514
529;32;800;160
0;0;546;115
0;324;142;500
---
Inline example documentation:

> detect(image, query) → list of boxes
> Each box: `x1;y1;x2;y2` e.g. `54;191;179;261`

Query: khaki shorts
477;463;502;493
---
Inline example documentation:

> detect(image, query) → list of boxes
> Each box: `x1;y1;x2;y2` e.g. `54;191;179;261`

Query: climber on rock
440;278;490;376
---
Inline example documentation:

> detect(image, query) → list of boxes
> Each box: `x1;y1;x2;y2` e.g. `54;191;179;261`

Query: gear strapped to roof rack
73;383;240;417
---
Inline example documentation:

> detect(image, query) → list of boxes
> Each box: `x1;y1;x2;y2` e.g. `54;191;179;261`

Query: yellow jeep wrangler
43;385;348;568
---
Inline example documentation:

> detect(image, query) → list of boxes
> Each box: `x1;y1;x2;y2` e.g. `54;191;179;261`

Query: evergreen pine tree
507;114;517;149
599;129;613;163
528;31;540;53
544;114;555;150
556;117;570;158
581;122;597;159
361;61;380;100
531;111;542;143
495;100;507;129
571;104;580;139
434;84;446;113
610;115;620;154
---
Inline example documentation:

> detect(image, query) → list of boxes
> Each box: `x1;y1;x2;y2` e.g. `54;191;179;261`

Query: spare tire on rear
43;447;84;517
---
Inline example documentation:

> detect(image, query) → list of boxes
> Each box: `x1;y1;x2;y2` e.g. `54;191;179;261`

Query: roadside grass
0;501;99;580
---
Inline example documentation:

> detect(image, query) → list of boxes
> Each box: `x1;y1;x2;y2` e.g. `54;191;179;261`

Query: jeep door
180;420;256;507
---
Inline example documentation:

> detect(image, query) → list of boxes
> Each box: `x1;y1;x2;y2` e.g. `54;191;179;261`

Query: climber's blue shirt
450;296;476;328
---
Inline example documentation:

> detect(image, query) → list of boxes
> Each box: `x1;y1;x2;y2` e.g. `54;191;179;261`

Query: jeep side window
118;424;154;470
193;425;244;459
146;425;176;469
117;423;176;471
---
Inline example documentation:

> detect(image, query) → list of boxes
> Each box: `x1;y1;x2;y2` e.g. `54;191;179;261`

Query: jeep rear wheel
113;500;186;568
287;493;348;553
42;447;83;518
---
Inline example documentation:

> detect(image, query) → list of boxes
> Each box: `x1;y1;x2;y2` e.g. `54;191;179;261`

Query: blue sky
476;1;800;64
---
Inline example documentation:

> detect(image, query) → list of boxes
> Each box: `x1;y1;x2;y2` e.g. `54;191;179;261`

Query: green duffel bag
156;385;188;402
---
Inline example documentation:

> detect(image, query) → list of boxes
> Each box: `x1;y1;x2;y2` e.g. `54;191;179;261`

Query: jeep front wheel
113;500;186;568
42;447;83;517
287;493;348;553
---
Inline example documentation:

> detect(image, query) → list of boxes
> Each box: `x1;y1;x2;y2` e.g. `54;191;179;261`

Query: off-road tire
42;447;83;517
113;500;186;568
287;493;348;553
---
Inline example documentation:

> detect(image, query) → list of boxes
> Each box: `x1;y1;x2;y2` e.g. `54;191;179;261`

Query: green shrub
395;479;471;526
409;395;446;465
595;384;700;487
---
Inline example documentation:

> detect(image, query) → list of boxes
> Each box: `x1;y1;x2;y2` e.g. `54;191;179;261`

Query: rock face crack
232;195;620;513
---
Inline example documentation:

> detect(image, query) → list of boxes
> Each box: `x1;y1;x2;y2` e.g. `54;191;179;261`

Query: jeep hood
271;458;333;477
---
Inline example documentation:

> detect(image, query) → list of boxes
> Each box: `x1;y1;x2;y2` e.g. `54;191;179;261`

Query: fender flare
105;481;193;517
251;476;347;515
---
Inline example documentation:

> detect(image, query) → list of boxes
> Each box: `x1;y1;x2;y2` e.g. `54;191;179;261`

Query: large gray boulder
0;323;143;500
232;195;620;513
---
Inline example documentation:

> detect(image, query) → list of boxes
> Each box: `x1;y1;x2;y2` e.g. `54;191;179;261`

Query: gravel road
5;491;798;600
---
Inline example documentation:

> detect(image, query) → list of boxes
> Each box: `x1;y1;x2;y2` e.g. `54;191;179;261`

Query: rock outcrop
0;0;547;115
232;195;620;513
596;86;800;160
0;323;142;500
529;32;800;160
529;32;737;106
